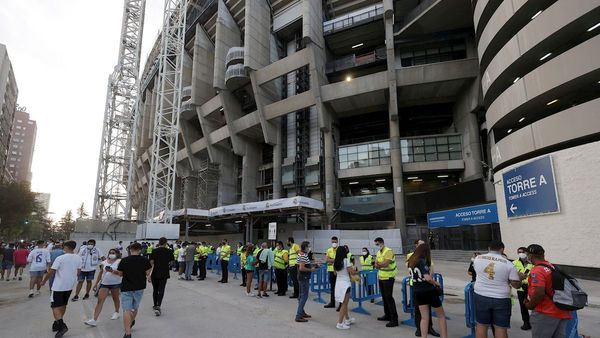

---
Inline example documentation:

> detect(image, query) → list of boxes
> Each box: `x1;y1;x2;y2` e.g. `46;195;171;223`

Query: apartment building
7;109;37;183
0;43;19;183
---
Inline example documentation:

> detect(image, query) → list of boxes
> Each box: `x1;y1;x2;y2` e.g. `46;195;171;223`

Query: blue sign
427;203;498;228
502;155;560;218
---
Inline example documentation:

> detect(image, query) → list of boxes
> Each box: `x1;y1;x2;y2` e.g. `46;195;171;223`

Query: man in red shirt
13;244;30;281
524;244;571;338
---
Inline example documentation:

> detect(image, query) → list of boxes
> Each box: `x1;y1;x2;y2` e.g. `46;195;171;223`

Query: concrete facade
131;0;499;250
0;43;18;183
7;109;36;183
476;0;600;269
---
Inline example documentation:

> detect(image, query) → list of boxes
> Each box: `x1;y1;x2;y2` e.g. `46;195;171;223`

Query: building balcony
326;47;386;74
225;63;249;90
225;46;244;68
323;3;384;36
181;85;192;102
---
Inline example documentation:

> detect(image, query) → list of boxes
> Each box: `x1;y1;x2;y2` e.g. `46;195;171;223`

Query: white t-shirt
100;259;123;285
177;247;186;262
51;253;81;292
27;247;51;272
334;258;352;303
473;252;520;299
79;247;103;272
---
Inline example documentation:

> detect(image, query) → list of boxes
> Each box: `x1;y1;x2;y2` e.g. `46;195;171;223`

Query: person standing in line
13;243;30;280
219;239;231;283
197;241;208;281
183;242;196;281
407;239;440;337
72;239;103;301
41;240;80;338
256;242;274;298
1;243;15;281
287;237;300;299
407;244;448;338
84;248;123;326
512;247;533;330
359;247;375;303
374;237;399;327
27;240;51;297
244;244;256;296
294;241;317;323
177;242;187;279
239;244;248;287
524;244;572;338
333;245;357;330
149;237;173;316
468;252;480;283
324;236;339;309
473;241;523;338
273;241;288;296
111;242;152;338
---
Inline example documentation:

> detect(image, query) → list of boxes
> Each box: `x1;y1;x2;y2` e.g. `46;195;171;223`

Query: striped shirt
297;251;312;277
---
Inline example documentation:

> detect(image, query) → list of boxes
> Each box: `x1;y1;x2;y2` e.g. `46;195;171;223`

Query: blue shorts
258;269;271;283
100;283;121;290
78;270;96;281
1;261;13;269
29;270;45;277
121;290;144;311
474;293;512;328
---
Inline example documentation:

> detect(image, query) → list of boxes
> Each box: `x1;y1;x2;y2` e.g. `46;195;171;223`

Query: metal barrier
207;253;221;274
310;265;330;303
401;273;447;327
228;254;241;280
463;282;476;338
350;269;381;315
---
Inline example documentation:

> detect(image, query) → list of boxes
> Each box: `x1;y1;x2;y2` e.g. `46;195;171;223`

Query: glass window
339;147;348;155
348;153;357;161
438;152;450;160
369;149;379;158
424;138;436;146
338;154;347;162
357;145;368;153
437;145;449;152
450;151;462;160
339;161;349;169
380;157;390;165
413;138;424;146
369;158;380;166
413;146;424;154
448;135;461;143
448;143;460;152
426;153;438;161
358;152;368;160
413;154;425;162
425;146;436;154
436;136;448;145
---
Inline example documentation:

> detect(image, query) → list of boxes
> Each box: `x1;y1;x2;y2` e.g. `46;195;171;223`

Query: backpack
255;249;269;270
537;264;588;311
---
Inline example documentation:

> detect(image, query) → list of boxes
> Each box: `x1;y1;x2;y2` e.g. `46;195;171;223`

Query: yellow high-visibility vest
376;247;397;279
273;248;288;269
513;259;533;290
327;247;336;272
288;243;300;267
360;255;373;271
221;245;231;261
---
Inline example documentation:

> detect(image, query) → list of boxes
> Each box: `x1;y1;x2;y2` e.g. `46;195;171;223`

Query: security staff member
374;237;398;327
219;239;231;283
324;236;339;309
513;246;533;330
273;241;288;296
360;247;375;303
406;239;439;337
287;237;300;299
197;242;208;280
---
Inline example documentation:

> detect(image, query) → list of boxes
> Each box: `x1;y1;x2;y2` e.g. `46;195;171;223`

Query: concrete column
453;78;484;180
214;0;241;90
218;153;238;206
272;120;282;199
323;129;335;227
241;143;260;203
182;175;198;208
384;0;407;250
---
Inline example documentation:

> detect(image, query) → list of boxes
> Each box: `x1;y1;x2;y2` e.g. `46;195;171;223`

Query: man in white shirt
41;240;81;337
473;240;523;338
72;239;103;301
27;240;51;297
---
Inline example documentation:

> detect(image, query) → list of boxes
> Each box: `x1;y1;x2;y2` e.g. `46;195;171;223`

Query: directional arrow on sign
510;204;518;214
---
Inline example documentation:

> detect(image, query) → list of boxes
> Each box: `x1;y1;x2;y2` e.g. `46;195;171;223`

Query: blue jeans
121;290;144;311
185;261;194;280
296;274;310;319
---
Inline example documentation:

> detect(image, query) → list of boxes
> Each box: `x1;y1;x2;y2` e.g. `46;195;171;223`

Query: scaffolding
294;32;310;197
197;159;219;209
93;0;146;220
146;0;188;221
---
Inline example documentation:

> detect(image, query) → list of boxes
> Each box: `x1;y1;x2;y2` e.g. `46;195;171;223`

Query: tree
0;181;36;241
76;202;89;219
55;210;76;240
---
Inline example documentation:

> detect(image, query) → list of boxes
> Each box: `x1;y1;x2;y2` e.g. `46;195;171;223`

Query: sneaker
84;319;97;327
336;323;351;330
55;323;68;337
521;323;531;330
52;321;58;332
386;321;399;328
154;307;161;316
301;313;312;318
82;294;90;300
295;317;308;322
262;293;269;297
324;303;335;308
344;317;356;326
377;316;390;321
110;312;120;320
18;276;22;280
71;295;79;302
35;290;41;296
123;335;132;338
28;290;34;298
256;294;262;298
246;292;255;297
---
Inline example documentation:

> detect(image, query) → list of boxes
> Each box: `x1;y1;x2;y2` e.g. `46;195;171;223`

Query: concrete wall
493;141;600;268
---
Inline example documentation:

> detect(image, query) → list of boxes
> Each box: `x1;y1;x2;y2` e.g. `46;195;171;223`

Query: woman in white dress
334;245;358;330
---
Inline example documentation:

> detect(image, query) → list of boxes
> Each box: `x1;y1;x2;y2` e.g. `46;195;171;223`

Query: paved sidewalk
0;260;597;337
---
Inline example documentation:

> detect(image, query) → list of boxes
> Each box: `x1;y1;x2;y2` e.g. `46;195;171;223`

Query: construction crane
93;0;146;220
145;0;188;222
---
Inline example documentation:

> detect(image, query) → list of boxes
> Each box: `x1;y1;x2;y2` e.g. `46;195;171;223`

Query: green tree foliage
54;210;75;240
0;181;37;241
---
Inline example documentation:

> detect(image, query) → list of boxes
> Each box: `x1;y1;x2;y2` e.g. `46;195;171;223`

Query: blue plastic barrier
206;253;216;271
400;276;416;327
431;273;449;319
350;269;381;315
463;282;476;338
310;265;330;303
228;254;241;280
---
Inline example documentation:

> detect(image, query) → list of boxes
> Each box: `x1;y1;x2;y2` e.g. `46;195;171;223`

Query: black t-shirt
468;262;476;282
2;248;14;262
117;255;152;292
150;247;173;279
409;258;435;292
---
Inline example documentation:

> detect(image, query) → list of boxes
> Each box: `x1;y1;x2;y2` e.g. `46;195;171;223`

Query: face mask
362;251;368;256
332;242;338;248
308;247;312;252
87;245;94;250
108;254;117;260
471;258;475;262
518;253;527;260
